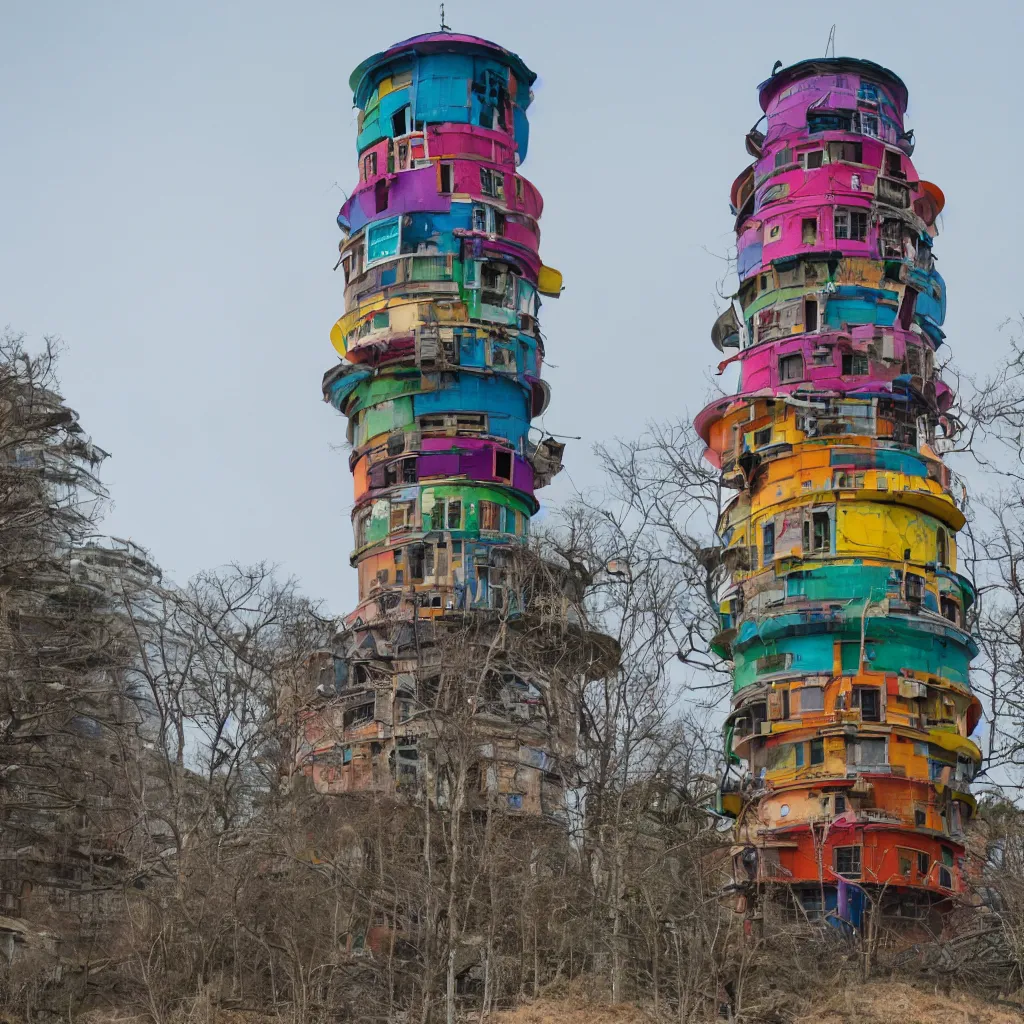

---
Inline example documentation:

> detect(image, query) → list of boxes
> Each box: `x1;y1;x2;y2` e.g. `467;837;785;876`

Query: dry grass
487;981;1024;1024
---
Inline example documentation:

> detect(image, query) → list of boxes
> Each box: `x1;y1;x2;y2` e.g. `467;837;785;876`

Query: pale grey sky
1;0;1017;613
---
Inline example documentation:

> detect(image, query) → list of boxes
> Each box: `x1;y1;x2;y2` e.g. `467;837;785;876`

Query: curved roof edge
349;31;537;107
758;57;909;113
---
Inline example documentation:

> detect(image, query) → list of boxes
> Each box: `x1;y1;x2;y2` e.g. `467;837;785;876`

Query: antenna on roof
439;3;451;31
825;24;836;58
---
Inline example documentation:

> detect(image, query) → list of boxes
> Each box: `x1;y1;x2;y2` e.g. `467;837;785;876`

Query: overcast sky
1;0;1019;614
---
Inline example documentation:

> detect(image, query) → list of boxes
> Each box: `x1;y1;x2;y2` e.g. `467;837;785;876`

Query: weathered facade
702;58;980;927
296;32;604;819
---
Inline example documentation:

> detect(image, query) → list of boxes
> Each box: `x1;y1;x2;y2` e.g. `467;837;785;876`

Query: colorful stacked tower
699;58;981;926
301;32;580;815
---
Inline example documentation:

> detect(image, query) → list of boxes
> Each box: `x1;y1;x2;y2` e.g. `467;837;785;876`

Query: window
801;686;824;711
915;808;926;827
494;449;513;482
760;274;768;291
762;523;775;561
858;82;879;103
834;208;868;241
472;205;488;232
800;891;824;920
363;151;378;180
391;106;408;136
802;218;817;245
904;573;925;603
941;596;961;625
755;652;792;675
810;737;825;765
803;510;831;554
479;501;501;531
390;501;414;531
481;263;514;308
804;299;818;331
842;352;869;375
834;795;846;813
489;340;516;369
885;150;903;177
828;141;863;164
849;738;886;766
803;150;823;169
809;112;852;134
384;457;417;486
780;688;790;720
774;146;793;168
515;177;524;203
898;850;912;876
480;167;505;199
835;846;862;878
408;545;425;580
853;687;881;722
858;112;879;137
917;851;930;877
366;217;401;265
445;499;462;530
354;508;371;547
779;353;804;382
936;527;949;567
439;162;453;193
753;426;772;446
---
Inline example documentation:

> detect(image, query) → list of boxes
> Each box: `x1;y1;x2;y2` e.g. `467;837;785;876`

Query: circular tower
301;32;590;818
698;58;981;927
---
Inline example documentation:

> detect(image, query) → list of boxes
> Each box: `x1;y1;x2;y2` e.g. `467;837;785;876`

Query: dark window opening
780;688;790;720
917;851;930;877
915;808;927;827
905;573;925;603
899;288;917;330
842;352;869;375
439;163;453;194
809;112;852;134
446;500;462;530
853;687;881;722
409;545;425;581
834;795;846;813
762;523;775;561
827;141;863;163
886;151;904;178
494;449;513;481
804;299;818;331
805;150;823;169
391;107;408;136
941;596;961;625
779;353;804;382
810;738;825;765
754;426;772;446
480;167;505;199
375;178;389;213
803;510;831;554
